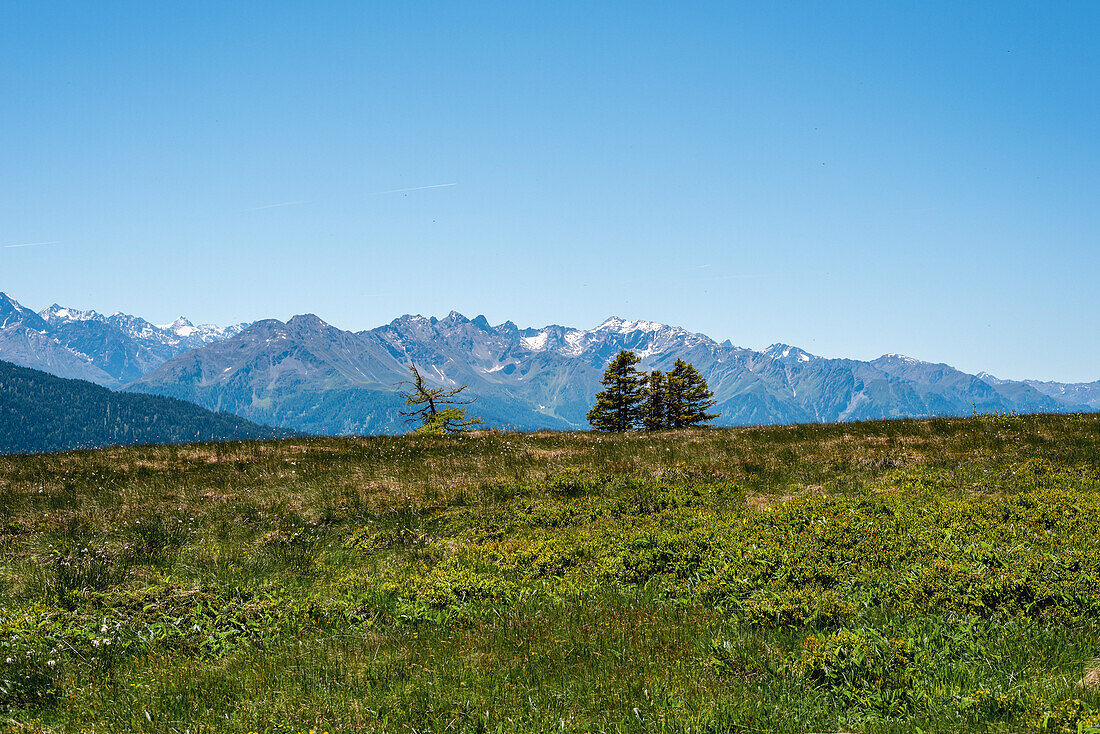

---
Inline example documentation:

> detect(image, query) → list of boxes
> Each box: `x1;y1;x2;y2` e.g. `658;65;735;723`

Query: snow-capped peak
513;315;709;361
879;353;925;365
764;343;816;363
156;316;247;345
521;331;550;351
160;316;197;337
40;304;104;325
975;371;1004;385
0;293;51;331
595;316;668;334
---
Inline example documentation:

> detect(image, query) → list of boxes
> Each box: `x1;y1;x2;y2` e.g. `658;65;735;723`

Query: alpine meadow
4;2;1100;733
3;413;1100;732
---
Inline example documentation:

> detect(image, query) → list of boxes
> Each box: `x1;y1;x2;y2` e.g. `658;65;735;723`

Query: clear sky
2;2;1097;382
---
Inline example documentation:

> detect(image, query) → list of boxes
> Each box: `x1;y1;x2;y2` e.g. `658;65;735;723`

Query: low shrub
792;628;914;716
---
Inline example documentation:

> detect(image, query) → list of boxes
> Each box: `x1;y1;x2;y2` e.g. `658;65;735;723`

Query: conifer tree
639;369;667;431
586;350;644;432
665;359;718;428
398;365;484;434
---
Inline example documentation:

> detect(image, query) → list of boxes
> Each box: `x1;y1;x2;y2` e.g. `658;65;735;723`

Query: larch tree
398;365;484;434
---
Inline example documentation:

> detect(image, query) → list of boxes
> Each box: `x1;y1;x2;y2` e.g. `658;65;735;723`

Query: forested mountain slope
0;360;289;454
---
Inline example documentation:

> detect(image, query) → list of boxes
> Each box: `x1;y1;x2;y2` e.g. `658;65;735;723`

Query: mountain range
1;291;1097;435
0;292;245;386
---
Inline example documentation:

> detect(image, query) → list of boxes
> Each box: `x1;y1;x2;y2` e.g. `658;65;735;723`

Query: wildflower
47;660;56;667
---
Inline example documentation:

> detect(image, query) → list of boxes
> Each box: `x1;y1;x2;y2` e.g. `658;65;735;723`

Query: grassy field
2;413;1100;732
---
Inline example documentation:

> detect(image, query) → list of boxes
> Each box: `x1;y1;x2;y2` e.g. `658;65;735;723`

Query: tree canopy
586;351;645;432
588;351;718;432
664;358;718;429
640;369;667;431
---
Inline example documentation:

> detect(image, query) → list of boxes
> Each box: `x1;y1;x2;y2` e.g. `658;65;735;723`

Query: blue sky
2;2;1097;381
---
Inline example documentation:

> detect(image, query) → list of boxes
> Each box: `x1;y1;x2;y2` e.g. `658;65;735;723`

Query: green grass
2;413;1100;732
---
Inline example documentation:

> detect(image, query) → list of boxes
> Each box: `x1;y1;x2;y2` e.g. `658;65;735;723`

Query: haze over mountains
2;291;1097;435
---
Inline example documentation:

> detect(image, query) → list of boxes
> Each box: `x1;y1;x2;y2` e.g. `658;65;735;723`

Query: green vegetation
588;352;717;431
663;359;718;429
640;369;667;431
398;365;484;435
2;413;1100;732
587;350;646;431
0;360;289;454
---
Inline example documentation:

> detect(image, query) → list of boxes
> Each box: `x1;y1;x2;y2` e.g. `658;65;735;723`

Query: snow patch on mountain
521;332;548;351
595;316;667;334
161;317;198;337
879;353;925;365
764;343;816;363
0;292;251;385
158;316;248;346
40;304;103;325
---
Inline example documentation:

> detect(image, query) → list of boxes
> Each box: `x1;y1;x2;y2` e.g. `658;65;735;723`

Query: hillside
1;413;1100;731
0;359;290;454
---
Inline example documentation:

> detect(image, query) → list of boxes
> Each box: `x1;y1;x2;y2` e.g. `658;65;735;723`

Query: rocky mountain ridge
129;309;1092;434
0;292;247;386
2;292;1095;434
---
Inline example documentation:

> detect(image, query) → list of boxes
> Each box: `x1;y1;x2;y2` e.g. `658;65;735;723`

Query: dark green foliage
639;369;667;431
398;365;484;434
595;355;719;431
0;359;289;454
666;358;718;428
586;350;644;431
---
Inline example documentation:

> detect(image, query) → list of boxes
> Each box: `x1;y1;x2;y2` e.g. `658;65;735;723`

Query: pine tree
398;365;484;434
639;369;667;431
665;359;718;428
587;350;644;432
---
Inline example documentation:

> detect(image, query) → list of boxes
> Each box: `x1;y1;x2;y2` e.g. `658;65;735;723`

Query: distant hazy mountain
0;359;289;454
4;291;1094;434
127;310;1095;434
0;292;247;386
978;373;1100;411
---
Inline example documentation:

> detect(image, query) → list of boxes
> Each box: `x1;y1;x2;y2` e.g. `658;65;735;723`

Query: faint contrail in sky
249;200;308;211
3;241;58;249
370;183;457;195
703;274;760;281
